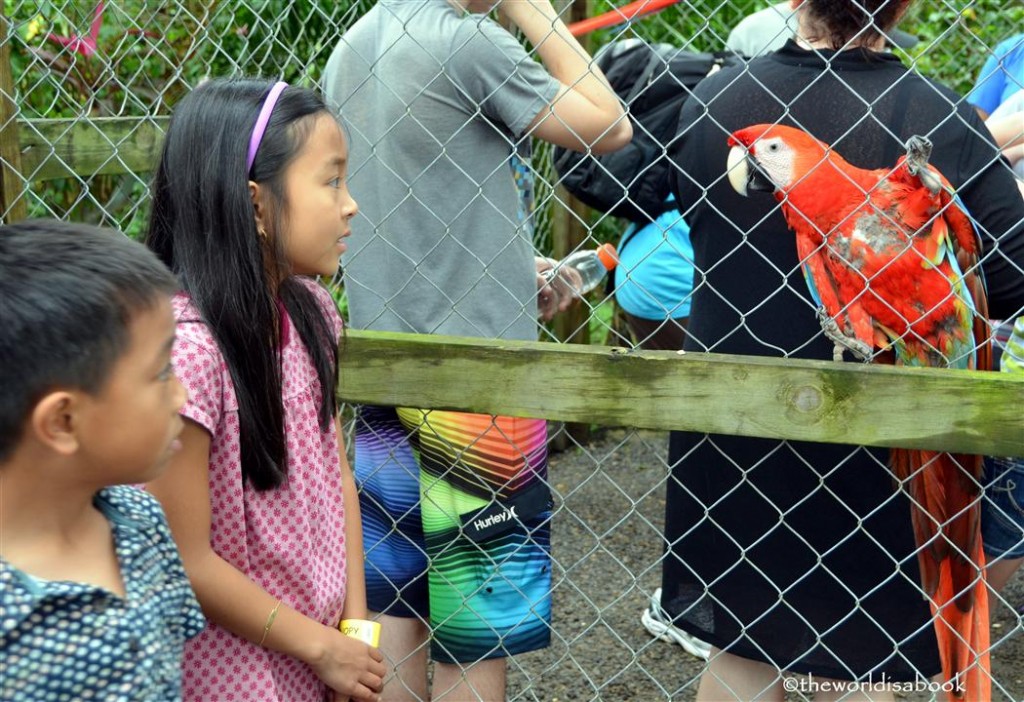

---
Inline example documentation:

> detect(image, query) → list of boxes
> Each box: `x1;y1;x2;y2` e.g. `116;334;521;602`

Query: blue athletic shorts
982;455;1024;560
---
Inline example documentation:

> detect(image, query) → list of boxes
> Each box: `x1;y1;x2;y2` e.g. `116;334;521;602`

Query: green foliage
4;0;355;231
583;0;759;51
5;1;206;230
901;0;1024;97
5;0;1020;270
194;0;375;86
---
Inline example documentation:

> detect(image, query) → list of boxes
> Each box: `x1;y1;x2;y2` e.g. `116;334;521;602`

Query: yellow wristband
339;618;381;647
258;600;283;647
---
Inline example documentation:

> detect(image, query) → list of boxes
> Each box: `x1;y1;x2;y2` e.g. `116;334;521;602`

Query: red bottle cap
596;243;619;270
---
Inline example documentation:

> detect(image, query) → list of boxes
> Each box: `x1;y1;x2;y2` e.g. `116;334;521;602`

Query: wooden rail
338;330;1024;456
3;113;1021;458
18;117;167;181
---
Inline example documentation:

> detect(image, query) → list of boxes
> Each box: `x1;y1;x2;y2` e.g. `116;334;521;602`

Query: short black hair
805;0;911;49
0;219;179;461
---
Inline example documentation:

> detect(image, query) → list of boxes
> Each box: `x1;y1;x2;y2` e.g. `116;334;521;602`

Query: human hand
536;256;583;321
309;628;386;702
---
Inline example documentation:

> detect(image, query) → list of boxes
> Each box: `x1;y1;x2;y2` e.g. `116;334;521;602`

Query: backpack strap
625;47;672;105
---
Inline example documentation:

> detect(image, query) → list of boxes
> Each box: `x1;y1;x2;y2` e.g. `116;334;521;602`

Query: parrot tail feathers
901;450;983;608
931;541;990;701
893;448;946;597
895;447;990;701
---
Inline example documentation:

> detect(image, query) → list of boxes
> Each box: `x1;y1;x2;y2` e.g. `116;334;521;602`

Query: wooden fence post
0;7;27;222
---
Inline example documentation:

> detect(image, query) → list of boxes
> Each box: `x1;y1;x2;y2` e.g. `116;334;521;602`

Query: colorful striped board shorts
353;405;552;663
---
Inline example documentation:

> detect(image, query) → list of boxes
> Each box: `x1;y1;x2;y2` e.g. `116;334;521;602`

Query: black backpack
553;40;744;224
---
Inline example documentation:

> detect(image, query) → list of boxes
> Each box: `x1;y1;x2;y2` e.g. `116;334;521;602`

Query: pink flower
46;2;104;58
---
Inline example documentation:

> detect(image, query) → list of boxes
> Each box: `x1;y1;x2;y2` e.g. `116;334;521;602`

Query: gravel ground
505;429;1024;702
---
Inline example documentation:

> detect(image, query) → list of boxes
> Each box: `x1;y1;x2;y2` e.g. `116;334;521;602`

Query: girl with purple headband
144;77;386;702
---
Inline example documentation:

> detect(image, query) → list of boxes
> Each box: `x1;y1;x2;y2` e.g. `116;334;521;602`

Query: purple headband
246;81;288;176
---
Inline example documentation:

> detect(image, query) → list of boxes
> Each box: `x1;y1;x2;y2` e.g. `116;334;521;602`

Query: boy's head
0;219;185;481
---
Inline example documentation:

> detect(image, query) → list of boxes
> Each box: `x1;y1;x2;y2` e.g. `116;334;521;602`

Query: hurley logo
471;505;519;533
459;481;550;542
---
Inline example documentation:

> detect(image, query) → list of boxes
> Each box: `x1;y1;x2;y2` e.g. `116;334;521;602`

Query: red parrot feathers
727;123;991;700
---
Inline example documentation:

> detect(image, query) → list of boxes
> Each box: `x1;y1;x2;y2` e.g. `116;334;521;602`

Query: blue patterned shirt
1;486;204;701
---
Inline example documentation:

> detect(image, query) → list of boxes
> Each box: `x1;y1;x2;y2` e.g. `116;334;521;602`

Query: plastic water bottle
543;243;619;297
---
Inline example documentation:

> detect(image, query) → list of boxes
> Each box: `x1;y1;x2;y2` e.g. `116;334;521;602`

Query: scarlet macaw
726;123;991;700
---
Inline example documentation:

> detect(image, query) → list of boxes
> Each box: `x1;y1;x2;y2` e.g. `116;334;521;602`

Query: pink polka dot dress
170;278;347;701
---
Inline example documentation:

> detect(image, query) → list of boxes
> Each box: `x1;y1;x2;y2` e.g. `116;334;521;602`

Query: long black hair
146;78;339;490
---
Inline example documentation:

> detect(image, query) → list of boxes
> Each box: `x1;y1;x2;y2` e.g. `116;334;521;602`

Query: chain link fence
2;1;1023;700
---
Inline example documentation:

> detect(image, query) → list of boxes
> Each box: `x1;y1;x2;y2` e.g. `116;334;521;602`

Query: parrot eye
767;142;780;153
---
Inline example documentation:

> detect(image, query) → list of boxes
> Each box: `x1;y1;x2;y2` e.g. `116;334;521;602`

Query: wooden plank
338;330;1024;456
0;11;28;220
18;117;167;181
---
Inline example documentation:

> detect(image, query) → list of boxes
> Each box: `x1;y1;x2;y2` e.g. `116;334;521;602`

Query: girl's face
279;114;357;278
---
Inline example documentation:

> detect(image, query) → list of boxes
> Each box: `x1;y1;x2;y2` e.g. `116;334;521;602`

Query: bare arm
337;416;368;620
986;113;1024;151
499;0;632;154
147;420;384;701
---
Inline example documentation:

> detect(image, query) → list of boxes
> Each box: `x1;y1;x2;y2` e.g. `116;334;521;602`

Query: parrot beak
727;145;775;196
727;145;750;196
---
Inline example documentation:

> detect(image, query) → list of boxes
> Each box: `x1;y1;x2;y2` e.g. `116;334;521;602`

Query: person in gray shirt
323;1;630;699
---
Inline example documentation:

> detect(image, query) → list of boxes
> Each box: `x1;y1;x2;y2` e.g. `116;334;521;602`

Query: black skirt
661;431;941;680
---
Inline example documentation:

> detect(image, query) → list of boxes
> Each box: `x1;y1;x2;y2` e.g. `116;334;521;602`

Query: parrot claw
904;135;942;196
905;135;933;171
817;308;872;362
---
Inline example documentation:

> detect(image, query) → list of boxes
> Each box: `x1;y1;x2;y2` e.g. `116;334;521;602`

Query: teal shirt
614;208;695;321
